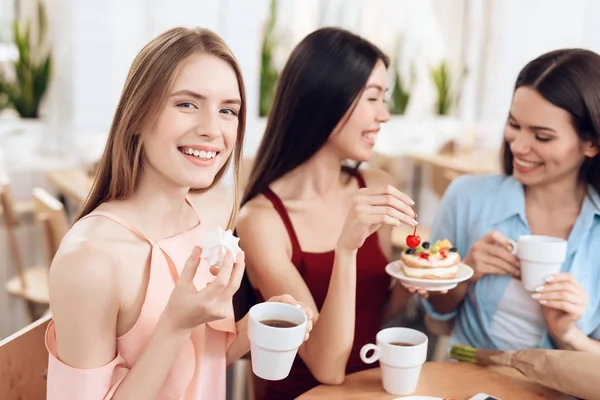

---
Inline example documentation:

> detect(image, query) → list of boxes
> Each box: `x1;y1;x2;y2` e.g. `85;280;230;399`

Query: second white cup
247;302;307;381
360;327;428;396
508;235;567;291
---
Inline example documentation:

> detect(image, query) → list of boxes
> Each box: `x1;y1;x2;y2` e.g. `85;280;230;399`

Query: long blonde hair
76;27;246;229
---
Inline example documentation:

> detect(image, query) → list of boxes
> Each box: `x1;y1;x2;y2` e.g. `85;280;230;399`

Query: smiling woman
44;27;311;400
235;27;419;400
423;48;600;356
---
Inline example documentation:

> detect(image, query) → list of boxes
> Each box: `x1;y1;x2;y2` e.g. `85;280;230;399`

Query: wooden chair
3;186;68;321
32;188;69;267
0;314;50;399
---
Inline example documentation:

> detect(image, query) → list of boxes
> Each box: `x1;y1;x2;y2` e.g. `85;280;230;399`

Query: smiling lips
362;129;379;145
514;157;543;172
179;146;220;166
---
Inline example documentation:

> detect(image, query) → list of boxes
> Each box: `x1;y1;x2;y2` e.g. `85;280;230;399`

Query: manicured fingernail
544;276;554;282
531;293;541;299
411;219;419;225
535;286;544;292
539;300;547;305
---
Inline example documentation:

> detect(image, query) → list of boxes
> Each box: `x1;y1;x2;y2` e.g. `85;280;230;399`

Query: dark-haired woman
423;48;600;354
235;27;419;399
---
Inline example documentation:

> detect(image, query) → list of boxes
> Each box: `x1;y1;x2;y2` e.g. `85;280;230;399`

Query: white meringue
199;226;242;266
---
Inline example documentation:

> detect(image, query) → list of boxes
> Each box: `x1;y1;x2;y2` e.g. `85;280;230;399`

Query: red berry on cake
400;239;461;280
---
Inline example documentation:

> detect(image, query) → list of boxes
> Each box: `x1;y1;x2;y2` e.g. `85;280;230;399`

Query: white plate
392;397;443;400
385;260;474;291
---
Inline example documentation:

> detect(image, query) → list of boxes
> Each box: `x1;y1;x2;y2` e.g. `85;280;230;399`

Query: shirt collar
489;175;528;227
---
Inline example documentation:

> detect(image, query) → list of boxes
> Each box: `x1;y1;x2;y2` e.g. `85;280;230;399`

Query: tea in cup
360;327;428;396
508;235;567;291
247;302;307;381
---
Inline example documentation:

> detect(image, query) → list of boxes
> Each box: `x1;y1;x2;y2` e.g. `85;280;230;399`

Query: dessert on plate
400;239;461;280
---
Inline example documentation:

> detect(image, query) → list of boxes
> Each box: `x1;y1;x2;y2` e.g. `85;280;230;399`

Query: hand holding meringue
199;226;243;266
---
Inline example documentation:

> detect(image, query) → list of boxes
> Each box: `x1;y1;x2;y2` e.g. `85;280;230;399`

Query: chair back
0;315;50;399
32;188;69;265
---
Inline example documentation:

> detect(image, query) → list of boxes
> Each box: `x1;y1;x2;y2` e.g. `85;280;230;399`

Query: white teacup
247;302;307;381
360;327;428;396
508;235;567;291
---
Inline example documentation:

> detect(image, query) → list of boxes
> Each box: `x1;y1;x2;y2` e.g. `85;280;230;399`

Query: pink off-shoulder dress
45;205;237;400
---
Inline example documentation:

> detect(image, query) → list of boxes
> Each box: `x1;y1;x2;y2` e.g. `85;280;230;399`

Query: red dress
256;169;391;400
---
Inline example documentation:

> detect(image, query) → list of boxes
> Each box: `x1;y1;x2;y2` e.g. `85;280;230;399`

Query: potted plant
429;60;467;144
0;0;52;120
259;0;279;117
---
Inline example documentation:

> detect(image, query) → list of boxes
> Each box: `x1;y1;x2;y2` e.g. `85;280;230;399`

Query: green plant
430;61;468;116
0;0;52;118
390;59;414;115
259;0;279;117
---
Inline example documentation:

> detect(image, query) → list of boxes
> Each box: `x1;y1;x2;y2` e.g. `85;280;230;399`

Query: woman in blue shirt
423;48;600;353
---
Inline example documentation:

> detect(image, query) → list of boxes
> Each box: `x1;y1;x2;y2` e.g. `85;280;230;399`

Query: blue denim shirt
422;174;600;349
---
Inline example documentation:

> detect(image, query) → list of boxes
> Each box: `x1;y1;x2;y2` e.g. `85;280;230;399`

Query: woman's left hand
533;273;588;340
266;294;314;341
406;286;448;299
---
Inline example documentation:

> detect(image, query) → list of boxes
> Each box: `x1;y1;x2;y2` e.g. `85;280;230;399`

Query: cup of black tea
360;327;428;396
247;302;307;380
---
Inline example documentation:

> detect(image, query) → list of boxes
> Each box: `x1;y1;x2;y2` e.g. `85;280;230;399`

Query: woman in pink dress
45;27;311;400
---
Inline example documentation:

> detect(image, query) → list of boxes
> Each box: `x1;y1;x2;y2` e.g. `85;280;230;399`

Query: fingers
361;193;417;218
538;299;586;316
209;252;236;290
222;252;246;297
532;277;587;312
544;272;582;286
476;252;520;277
368;203;419;226
179;246;203;283
357;185;415;207
482;242;520;272
484;230;512;249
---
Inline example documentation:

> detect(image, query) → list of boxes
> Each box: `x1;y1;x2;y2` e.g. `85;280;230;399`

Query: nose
195;109;220;140
508;130;532;155
378;102;391;123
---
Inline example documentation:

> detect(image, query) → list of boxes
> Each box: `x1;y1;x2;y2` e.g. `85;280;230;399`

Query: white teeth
362;133;376;140
515;158;541;168
181;147;217;159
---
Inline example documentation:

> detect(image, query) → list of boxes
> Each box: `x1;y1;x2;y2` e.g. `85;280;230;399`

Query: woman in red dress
235;27;419;400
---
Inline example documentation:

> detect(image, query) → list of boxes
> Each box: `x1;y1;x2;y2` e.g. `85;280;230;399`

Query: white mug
360;327;428;396
247;302;307;381
508;235;567;291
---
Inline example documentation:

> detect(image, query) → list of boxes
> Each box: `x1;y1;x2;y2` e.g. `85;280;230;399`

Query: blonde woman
46;28;311;400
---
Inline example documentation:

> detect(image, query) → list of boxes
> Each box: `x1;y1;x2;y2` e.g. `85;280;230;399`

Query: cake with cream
400;239;460;279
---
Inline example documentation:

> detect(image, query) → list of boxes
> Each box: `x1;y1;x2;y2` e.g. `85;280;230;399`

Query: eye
220;108;238;117
177;102;197;109
508;121;520;129
535;135;552;142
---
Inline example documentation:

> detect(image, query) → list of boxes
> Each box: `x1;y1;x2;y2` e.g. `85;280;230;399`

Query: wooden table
297;362;567;399
45;168;93;207
405;150;501;213
406;150;501;176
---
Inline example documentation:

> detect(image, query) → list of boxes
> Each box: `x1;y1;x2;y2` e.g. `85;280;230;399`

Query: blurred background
1;0;600;358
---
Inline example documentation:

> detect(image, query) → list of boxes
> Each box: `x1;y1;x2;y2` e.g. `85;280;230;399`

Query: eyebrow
171;89;241;105
365;84;388;92
508;112;557;133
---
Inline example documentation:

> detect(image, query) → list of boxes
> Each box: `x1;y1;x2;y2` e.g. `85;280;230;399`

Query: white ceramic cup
247;302;307;381
360;327;428;396
508;235;567;291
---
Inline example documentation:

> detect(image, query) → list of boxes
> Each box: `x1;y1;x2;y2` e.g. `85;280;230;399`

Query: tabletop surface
406;150;501;175
297;361;567;400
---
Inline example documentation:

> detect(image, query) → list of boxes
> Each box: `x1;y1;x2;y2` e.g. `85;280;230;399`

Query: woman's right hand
160;246;245;334
337;185;418;252
466;230;520;282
